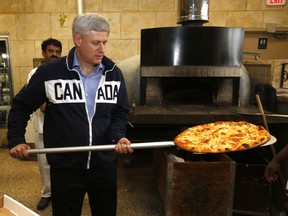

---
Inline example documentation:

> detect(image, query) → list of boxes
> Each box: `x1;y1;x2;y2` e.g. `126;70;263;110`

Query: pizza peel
27;141;175;155
255;94;276;155
27;134;277;155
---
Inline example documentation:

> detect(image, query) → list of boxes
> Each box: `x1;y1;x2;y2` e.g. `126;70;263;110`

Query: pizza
174;121;270;153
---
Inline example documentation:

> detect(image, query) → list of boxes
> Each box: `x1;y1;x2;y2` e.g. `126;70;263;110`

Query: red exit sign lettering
266;0;286;5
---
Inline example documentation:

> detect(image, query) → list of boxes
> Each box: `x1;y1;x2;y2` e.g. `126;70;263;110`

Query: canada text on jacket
45;79;120;104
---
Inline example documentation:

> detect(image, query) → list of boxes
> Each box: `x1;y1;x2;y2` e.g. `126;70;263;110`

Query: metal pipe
76;0;84;15
178;0;209;25
27;141;175;155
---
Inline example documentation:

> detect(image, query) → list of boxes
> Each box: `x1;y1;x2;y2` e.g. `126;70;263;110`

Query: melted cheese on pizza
174;121;270;153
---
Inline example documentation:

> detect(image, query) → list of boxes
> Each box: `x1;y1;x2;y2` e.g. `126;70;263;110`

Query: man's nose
98;43;105;52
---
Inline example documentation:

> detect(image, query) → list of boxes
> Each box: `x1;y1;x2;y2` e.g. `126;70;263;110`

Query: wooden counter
154;149;236;216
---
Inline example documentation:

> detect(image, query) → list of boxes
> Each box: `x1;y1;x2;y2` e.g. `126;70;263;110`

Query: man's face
42;45;61;61
75;30;109;66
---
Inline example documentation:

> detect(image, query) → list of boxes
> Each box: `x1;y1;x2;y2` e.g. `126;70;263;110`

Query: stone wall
0;0;287;94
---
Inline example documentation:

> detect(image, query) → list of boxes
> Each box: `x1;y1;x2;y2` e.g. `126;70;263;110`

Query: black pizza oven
138;0;249;109
139;26;249;108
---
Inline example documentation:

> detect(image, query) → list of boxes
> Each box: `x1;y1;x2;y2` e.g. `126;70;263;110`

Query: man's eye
93;42;107;46
48;49;61;53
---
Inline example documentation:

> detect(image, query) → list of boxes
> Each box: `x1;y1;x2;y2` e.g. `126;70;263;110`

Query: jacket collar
66;47;115;73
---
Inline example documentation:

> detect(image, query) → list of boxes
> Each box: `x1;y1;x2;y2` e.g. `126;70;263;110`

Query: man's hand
9;144;31;159
264;160;280;183
115;137;133;154
40;103;46;113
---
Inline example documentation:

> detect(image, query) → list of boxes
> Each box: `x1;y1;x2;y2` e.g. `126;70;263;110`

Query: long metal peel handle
27;141;175;155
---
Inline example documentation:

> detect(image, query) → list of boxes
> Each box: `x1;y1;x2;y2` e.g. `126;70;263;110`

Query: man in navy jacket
8;13;133;216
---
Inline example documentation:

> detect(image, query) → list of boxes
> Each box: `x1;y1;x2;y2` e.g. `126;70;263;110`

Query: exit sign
266;0;286;5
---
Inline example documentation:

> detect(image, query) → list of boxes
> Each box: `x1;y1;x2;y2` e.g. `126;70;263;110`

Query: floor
0;148;164;216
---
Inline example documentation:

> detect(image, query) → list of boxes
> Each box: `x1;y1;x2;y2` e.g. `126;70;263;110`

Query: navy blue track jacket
8;47;130;170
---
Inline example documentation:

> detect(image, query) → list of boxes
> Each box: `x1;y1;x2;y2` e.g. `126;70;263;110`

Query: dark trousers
50;162;117;216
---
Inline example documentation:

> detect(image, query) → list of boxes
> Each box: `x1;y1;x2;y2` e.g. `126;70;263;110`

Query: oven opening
162;78;217;105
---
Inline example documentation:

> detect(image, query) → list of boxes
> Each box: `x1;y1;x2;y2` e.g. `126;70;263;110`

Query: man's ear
74;34;82;46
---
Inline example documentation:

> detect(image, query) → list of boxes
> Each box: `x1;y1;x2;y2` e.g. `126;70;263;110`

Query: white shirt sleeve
27;67;44;133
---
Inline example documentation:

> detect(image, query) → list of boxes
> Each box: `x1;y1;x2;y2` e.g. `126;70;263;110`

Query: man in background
27;38;62;210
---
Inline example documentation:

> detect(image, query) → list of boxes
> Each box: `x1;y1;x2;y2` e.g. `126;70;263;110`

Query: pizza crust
174;121;271;153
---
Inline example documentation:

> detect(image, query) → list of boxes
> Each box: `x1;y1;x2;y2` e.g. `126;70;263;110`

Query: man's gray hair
72;13;110;37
